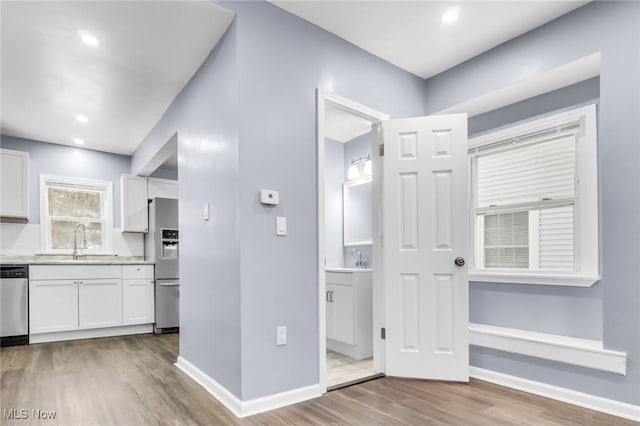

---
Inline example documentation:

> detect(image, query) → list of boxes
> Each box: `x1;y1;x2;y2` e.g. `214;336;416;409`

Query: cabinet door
148;177;178;199
29;280;78;334
121;175;148;233
0;149;29;220
78;279;122;329
123;279;155;325
327;283;355;344
326;288;336;340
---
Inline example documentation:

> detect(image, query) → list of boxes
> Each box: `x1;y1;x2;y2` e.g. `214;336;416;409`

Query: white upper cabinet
148;177;178;200
0;148;29;221
121;175;148;233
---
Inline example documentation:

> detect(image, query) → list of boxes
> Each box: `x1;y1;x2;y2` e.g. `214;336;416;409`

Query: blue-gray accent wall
325;138;344;268
0;135;130;227
425;1;639;406
132;0;426;401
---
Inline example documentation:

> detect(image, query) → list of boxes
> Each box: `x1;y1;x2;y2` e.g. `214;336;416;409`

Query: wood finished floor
1;333;636;426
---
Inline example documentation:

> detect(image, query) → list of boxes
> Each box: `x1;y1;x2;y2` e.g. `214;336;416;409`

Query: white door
79;278;123;329
383;114;469;381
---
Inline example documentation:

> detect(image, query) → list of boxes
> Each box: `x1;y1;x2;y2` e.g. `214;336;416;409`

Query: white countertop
326;267;372;272
0;255;153;265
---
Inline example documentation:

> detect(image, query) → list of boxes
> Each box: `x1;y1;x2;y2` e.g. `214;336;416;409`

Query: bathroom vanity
326;268;372;360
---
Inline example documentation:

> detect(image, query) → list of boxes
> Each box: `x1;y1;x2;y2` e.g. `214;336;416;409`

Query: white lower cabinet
29;279;78;334
29;265;153;340
122;265;155;325
325;270;373;360
79;278;122;329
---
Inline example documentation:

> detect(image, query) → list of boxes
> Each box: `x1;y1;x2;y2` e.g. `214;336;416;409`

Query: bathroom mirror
343;177;372;246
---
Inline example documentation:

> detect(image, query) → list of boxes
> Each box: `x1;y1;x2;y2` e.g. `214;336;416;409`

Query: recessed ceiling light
442;7;460;24
74;138;85;145
74;114;88;123
78;30;99;46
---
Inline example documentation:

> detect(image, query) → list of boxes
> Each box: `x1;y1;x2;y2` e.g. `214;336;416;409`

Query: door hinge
379;144;385;156
381;327;386;340
380;235;384;247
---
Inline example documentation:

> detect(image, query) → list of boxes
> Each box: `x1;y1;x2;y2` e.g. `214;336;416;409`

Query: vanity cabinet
326;270;373;360
0;148;29;221
121;175;148;233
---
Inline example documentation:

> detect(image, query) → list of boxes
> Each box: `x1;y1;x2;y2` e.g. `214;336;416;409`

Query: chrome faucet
351;248;368;269
72;223;87;260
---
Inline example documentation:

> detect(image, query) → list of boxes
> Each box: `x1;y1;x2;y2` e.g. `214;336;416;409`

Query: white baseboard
470;366;640;422
175;356;323;418
29;324;153;344
469;323;626;375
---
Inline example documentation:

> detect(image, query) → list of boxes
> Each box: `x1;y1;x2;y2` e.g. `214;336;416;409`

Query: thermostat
260;189;279;206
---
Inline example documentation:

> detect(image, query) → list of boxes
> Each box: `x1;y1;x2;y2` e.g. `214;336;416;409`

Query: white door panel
383;114;469;381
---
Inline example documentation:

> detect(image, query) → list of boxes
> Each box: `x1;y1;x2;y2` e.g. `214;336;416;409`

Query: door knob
454;257;466;267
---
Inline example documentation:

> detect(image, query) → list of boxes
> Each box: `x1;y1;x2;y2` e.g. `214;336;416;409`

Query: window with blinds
472;133;577;271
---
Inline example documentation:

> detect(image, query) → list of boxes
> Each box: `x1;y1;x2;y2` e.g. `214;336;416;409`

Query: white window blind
473;133;577;271
484;211;529;269
475;134;576;208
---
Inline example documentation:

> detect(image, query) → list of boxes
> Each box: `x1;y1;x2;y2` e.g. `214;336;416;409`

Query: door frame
316;89;389;392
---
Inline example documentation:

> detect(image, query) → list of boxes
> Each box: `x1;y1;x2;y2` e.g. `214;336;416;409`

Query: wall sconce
348;154;372;180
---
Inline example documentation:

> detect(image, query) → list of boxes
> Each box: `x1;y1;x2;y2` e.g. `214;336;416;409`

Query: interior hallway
1;334;635;425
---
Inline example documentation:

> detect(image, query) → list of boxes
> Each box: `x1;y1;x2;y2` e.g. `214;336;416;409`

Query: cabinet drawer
326;272;353;286
122;265;154;279
30;265;121;280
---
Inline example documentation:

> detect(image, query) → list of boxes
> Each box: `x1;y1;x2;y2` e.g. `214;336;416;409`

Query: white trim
39;174;114;254
470;271;600;287
175;356;323;418
468;104;599;285
469;323;626;375
316;89;389;392
470;367;640;422
29;324;152;344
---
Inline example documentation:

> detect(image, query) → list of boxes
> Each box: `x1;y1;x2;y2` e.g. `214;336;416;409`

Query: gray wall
0;135;130;227
150;166;178;180
234;0;426;400
133;21;242;397
342;132;373;268
325;138;344;268
132;0;427;401
469;77;602;340
425;2;640;405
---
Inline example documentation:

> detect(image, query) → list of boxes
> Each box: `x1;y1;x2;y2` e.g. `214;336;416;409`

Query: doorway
316;91;389;391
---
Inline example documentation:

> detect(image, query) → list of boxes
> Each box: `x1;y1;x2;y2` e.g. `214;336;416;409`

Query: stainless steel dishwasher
1;264;29;346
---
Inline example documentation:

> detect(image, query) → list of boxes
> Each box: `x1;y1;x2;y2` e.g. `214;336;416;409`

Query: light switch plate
276;216;287;236
276;326;287;346
203;203;209;221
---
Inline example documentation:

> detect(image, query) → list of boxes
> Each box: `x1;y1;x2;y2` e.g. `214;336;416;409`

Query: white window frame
39;174;114;254
468;104;599;287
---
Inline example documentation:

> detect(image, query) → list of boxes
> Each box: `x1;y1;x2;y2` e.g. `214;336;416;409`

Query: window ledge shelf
469;271;600;287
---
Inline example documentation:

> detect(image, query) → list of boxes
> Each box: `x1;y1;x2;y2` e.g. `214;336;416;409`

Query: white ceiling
325;105;372;143
1;1;234;155
270;1;589;79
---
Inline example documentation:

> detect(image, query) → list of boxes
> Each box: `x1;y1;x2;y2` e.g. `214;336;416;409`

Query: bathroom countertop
326;267;372;273
0;255;154;265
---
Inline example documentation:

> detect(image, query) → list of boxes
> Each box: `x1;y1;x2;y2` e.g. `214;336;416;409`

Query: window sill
469;270;600;287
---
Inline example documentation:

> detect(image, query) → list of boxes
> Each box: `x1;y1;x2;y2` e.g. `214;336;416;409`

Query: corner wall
424;1;640;406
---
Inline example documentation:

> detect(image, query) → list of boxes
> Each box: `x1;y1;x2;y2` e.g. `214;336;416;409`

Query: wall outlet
276;326;287;346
